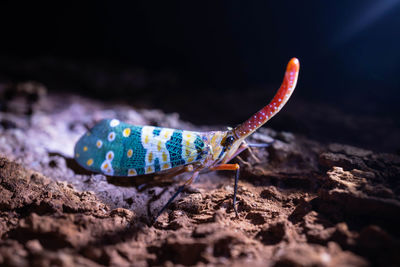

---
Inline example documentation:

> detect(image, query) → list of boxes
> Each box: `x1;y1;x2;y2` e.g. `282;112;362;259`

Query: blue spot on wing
166;130;186;167
194;135;205;160
153;128;161;136
154;158;160;172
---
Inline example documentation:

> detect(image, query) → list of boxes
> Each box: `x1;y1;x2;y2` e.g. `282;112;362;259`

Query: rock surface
0;86;399;266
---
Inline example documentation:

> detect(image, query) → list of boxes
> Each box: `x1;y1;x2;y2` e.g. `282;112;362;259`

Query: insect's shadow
59;152;174;189
61;153;93;176
107;175;186;222
57;152;179;224
106;174;174;191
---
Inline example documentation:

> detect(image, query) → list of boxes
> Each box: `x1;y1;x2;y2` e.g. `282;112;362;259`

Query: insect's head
218;129;243;163
221;133;235;148
205;130;236;162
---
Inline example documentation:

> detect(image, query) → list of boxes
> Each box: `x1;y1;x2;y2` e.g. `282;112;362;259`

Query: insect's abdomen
74;119;206;176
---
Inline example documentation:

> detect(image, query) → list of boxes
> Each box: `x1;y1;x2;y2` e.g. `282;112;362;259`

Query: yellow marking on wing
157;141;162;151
188;157;194;163
163;129;173;139
128;169;137;176
75;153;80;158
123;128;131;137
108;132;116;142
96;140;102;148
100;161;113;173
86;158;93;166
144;135;149;144
211;135;217;146
162;163;170;170
83;146;88;151
185;140;191;147
185;149;191;157
162;152;168;162
146;166;154;173
127;149;133;158
148;152;153;162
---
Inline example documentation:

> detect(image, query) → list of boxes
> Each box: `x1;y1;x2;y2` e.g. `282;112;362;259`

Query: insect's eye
223;135;235;147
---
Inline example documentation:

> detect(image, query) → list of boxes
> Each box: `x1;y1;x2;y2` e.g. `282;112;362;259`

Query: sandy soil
0;82;399;266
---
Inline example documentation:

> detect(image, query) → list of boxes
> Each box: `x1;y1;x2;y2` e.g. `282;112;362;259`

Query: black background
1;1;399;152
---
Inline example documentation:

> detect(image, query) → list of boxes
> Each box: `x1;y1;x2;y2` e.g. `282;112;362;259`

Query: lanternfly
74;58;300;219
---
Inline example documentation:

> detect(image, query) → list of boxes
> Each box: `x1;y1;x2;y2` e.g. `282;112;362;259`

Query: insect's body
75;121;206;176
74;58;300;219
75;120;235;174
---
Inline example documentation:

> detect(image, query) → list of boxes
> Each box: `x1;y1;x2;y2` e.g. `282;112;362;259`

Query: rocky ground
0;82;399;266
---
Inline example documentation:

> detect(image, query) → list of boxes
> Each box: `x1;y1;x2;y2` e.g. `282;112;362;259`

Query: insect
74;58;300;219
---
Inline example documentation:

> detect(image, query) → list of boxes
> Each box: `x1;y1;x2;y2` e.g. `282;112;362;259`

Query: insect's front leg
242;141;265;163
211;141;271;217
236;140;272;163
209;163;240;217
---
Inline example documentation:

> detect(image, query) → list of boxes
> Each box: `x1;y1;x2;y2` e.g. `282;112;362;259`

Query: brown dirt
0;83;399;266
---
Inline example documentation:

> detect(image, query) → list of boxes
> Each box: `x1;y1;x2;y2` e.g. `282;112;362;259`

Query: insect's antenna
233;58;300;139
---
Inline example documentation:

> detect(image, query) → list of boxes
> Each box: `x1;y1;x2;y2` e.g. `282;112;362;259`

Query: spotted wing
74;119;206;177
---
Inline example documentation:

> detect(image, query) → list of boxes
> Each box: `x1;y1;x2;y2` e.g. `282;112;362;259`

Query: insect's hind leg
153;170;199;222
209;163;240;217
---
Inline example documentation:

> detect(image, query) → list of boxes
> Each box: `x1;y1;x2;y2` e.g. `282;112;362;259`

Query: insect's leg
222;143;249;164
154;170;199;221
154;185;185;221
183;169;200;185
243;143;260;163
222;141;266;164
210;163;240;217
242;140;273;163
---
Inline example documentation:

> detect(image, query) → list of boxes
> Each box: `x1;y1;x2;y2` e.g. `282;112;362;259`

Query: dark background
0;1;399;152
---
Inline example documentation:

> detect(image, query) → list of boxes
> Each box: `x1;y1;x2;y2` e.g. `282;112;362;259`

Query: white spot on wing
109;119;120;127
96;140;103;148
106;151;114;161
100;160;114;176
108;132;116;142
127;168;137;176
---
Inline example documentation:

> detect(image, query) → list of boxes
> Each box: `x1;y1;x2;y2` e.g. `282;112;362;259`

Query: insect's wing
74;119;206;177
